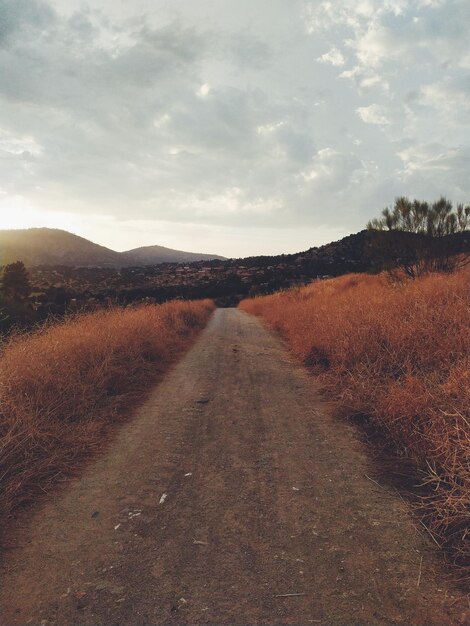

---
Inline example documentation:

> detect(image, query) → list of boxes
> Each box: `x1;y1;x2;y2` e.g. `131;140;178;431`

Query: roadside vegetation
0;299;214;521
241;197;470;569
240;269;470;567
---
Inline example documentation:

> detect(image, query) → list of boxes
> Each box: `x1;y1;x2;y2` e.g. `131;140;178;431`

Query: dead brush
240;269;470;569
0;299;214;521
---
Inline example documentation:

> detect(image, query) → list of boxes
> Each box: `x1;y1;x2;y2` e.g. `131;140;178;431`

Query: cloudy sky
0;0;468;257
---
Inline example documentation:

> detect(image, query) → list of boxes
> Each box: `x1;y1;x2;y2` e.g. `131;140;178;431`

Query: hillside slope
227;229;470;273
0;229;128;267
0;229;225;267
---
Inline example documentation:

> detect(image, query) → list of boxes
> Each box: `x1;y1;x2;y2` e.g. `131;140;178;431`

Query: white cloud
0;129;43;156
398;144;470;175
340;65;389;91
420;76;470;123
304;0;470;71
256;121;285;134
197;83;211;98
317;47;345;66
299;148;364;190
356;104;391;126
303;0;408;35
394;143;470;202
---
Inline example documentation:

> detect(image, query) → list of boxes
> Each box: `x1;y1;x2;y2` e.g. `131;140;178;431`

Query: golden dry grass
0;299;214;520
240;270;470;566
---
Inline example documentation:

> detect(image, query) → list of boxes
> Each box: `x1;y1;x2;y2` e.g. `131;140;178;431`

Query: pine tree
367;197;470;277
1;261;31;302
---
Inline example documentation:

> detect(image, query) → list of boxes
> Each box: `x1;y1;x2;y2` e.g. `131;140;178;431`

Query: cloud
356;104;391;126
303;0;408;36
0;0;468;256
420;75;470;124
300;148;363;188
317;47;345;66
0;0;55;45
339;65;389;92
304;0;470;80
398;143;470;175
0;3;319;233
197;83;211;98
395;143;470;203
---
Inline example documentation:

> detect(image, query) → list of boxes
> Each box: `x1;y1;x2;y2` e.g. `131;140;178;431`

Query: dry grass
0;299;214;520
240;270;470;566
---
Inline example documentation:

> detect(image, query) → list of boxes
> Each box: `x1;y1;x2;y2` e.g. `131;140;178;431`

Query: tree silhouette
367;196;469;236
367;197;470;277
1;261;31;302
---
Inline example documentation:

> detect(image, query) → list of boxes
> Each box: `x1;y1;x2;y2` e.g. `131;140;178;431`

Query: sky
0;0;469;257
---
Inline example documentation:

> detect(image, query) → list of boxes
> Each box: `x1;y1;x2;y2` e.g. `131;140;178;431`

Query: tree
0;291;9;332
1;261;31;302
367;197;470;277
367;196;469;236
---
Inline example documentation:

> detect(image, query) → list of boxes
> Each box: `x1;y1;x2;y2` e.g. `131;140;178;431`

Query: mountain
0;228;125;268
0;228;226;268
2;226;468;273
123;245;226;264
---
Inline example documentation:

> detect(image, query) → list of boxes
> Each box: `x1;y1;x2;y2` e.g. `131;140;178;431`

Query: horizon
0;222;348;258
0;0;468;257
0;222;357;258
0;224;229;256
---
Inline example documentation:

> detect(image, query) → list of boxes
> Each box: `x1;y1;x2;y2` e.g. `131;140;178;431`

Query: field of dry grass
240;270;470;567
0;299;214;521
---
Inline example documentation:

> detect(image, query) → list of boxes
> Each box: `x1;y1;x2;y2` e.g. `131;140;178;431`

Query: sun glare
0;208;38;230
0;205;83;233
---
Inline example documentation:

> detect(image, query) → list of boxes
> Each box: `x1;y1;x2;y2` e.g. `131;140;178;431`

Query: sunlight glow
0;201;85;233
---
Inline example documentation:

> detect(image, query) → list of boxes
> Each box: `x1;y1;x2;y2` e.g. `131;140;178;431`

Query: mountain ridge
1;226;469;274
124;244;226;264
0;228;226;267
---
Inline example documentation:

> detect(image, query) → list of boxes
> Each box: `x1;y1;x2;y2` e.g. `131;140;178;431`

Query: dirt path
0;309;466;626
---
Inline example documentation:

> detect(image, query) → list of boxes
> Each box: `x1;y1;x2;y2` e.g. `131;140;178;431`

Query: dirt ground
0;308;468;626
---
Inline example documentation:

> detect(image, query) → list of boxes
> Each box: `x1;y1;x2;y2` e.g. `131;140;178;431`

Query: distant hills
125;245;226;265
1;226;469;274
226;228;470;272
0;228;226;267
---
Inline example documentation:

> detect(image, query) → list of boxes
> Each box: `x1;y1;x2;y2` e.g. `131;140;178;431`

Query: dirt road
0;309;466;625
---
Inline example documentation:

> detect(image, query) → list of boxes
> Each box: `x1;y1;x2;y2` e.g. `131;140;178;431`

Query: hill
0;228;125;268
0;228;225;267
226;228;470;274
122;245;226;264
